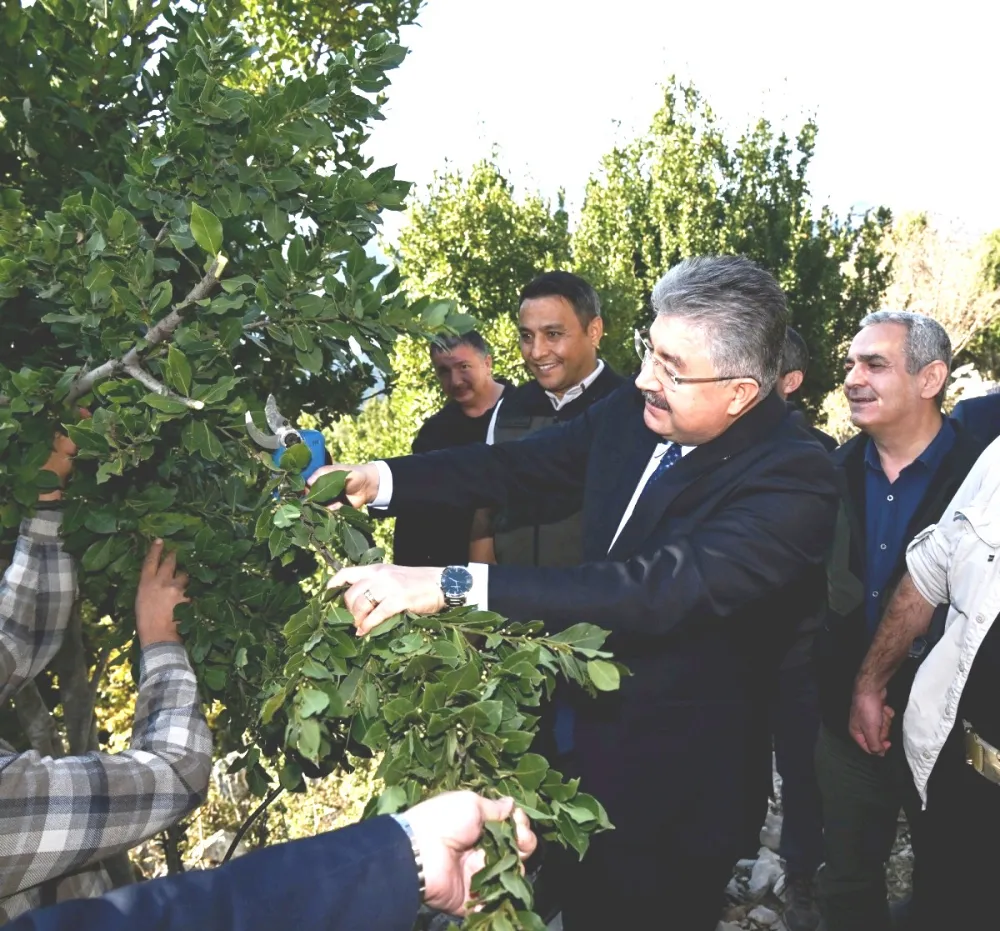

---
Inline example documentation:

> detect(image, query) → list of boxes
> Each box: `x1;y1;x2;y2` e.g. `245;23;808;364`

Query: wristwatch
440;565;473;607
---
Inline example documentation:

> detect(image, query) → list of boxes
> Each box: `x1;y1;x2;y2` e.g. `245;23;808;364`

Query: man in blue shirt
814;311;984;931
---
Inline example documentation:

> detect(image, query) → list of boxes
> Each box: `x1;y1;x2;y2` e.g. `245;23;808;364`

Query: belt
963;720;1000;786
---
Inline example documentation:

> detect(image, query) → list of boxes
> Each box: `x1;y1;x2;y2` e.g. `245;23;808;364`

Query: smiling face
843;322;935;433
633;314;760;444
518;296;603;396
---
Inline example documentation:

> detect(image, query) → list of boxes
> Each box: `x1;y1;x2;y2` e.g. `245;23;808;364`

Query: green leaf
586;659;620;692
296;717;321;761
141;393;190;414
190;203;223;255
81;537;116;572
166;346;192;396
307;470;347;504
297;687;330;718
280;443;312;473
84;511;118;534
272;502;301;529
548;623;609;652
261;203;290;243
514;753;549;791
375;785;407;815
149;280;173;315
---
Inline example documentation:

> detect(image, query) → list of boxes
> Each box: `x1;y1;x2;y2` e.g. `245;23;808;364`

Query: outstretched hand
135;540;190;647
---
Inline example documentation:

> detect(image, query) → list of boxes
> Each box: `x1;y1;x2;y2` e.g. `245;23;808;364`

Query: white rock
187;829;248;865
736;858;758;870
725;877;743;899
759;809;783;852
748;905;780;926
748;848;784;899
773;872;787;899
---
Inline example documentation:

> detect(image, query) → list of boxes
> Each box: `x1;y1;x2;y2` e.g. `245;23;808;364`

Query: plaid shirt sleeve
0;515;213;920
0;511;77;704
0;642;213;916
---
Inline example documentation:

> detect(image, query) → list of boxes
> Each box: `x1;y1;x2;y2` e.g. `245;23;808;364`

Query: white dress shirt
372;439;694;610
484;360;605;446
902;435;1000;804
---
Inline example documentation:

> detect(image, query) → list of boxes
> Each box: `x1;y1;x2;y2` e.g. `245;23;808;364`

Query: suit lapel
591;415;659;558
606;392;789;560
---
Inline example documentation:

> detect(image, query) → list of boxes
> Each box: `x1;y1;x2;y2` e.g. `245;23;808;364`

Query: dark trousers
911;724;1000;930
545;833;733;931
772;661;824;877
815;724;923;931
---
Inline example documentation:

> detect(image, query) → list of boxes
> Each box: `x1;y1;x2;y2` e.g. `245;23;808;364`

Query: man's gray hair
859;310;952;404
651;255;788;396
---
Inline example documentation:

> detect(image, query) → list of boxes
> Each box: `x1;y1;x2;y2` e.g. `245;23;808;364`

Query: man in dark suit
315;256;839;930
778;325;837;452
813;311;983;931
10;792;536;931
951;385;1000;447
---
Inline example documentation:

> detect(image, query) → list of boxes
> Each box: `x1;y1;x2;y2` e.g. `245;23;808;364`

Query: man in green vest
469;271;624;567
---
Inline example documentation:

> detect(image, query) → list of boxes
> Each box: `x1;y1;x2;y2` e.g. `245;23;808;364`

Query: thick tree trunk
51;604;100;755
13;681;65;758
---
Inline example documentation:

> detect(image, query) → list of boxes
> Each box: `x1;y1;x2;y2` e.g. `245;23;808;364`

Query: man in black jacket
391;331;510;567
814;311;983;931
469;271;623;568
314;256;839;931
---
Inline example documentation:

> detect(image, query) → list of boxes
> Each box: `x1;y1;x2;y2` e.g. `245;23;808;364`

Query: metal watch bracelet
390;813;427;900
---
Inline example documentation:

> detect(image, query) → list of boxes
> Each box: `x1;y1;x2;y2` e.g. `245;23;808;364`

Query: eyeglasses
633;329;759;390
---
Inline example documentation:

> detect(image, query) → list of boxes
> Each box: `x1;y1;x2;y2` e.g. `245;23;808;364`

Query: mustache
846;391;877;403
642;390;671;411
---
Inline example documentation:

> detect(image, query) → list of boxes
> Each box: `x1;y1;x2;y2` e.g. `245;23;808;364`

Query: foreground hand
331;564;444;636
849;687;893;755
307;462;380;509
403;791;537;916
135;540;190;647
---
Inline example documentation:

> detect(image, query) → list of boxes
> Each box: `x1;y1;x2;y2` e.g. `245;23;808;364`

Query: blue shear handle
272;429;328;482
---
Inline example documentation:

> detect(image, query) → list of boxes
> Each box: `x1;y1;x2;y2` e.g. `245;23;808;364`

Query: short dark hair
429;330;490;357
519;271;601;327
781;327;810;376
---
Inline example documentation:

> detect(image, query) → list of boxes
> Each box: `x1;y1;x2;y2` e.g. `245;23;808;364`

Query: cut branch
67;256;225;403
122;362;204;410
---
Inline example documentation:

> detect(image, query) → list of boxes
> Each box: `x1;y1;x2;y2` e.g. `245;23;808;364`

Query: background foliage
0;1;617;925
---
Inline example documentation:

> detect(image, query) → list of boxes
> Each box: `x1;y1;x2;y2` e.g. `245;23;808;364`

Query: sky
365;0;1000;243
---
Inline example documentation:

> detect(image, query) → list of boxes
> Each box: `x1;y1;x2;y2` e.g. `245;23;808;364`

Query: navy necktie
649;442;683;484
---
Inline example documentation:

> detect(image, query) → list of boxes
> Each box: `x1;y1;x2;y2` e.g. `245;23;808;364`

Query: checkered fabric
0;512;212;922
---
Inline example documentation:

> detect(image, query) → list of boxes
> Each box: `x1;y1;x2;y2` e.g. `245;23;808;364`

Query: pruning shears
245;395;327;482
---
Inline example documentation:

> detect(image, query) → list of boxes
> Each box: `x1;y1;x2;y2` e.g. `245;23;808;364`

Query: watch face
441;565;473;596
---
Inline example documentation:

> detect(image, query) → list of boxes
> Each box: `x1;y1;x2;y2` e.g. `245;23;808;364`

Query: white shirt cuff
467;562;489;611
370;460;393;509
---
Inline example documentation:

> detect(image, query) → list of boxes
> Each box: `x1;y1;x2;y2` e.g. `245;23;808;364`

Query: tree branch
67;256;225;403
52;602;100;755
122;361;205;410
223;785;283;863
13;681;65;758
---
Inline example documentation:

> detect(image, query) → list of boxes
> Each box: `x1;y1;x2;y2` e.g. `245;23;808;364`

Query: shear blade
244;412;280;450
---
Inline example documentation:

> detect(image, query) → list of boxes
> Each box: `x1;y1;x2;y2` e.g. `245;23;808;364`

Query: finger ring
363;589;379;608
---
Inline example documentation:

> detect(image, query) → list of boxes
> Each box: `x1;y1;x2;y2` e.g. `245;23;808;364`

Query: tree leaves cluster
572;79;893;413
247;464;618;928
0;4;624;925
